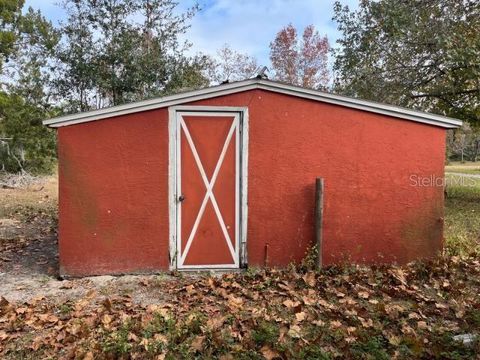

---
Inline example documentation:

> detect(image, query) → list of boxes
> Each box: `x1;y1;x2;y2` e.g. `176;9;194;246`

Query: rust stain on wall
400;193;444;262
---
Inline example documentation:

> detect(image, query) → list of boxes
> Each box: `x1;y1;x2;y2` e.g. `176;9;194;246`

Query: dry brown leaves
0;256;480;359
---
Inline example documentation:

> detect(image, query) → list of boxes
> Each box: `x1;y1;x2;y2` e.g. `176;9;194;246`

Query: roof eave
43;79;462;129
255;81;462;129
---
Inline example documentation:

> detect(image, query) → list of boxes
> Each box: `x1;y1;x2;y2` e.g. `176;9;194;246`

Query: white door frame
168;106;249;270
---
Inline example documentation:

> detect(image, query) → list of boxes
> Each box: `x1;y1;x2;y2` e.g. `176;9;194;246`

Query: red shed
44;79;461;276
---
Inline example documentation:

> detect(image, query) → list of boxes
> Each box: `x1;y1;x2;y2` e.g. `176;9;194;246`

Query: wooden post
264;244;269;267
315;178;325;269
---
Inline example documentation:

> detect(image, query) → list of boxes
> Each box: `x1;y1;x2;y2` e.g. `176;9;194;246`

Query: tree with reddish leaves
269;24;329;90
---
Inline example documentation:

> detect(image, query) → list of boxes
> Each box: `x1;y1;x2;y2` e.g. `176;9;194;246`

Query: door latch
178;195;185;202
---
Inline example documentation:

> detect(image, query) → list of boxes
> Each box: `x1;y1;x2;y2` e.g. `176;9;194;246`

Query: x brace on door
178;115;239;267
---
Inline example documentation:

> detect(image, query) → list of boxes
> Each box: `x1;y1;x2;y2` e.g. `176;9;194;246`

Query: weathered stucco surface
58;109;170;275
58;89;446;275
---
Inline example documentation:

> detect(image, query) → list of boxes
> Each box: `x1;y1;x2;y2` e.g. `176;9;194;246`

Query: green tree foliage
0;93;56;173
55;0;210;111
1;0;213;173
162;54;212;95
0;0;23;71
53;0;104;112
333;0;480;123
133;0;210;98
0;3;58;173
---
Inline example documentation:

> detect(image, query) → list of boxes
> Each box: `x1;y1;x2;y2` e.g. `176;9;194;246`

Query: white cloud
180;0;359;64
24;0;359;66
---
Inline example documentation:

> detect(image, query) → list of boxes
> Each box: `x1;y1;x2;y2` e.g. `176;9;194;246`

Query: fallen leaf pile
1;255;480;359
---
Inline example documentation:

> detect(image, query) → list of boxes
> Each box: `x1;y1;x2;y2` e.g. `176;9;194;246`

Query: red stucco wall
58;110;170;275
58;89;446;275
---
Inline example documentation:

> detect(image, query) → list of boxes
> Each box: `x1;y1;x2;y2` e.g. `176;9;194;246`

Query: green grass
445;161;480;175
251;321;279;346
445;173;480;256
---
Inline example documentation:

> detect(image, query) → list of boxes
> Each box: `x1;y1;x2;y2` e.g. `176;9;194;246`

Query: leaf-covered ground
1;258;480;359
1;174;480;359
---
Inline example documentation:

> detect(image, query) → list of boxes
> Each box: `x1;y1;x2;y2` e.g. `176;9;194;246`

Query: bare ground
0;174;188;305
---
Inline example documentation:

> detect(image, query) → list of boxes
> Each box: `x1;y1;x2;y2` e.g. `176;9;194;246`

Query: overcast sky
24;0;358;66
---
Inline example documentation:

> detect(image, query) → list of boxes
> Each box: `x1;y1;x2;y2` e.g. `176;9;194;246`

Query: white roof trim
43;78;462;129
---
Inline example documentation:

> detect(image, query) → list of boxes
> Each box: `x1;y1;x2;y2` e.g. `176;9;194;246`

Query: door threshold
177;268;244;274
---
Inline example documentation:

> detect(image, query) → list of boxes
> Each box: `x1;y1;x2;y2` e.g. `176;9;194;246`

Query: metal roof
43;78;462;129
